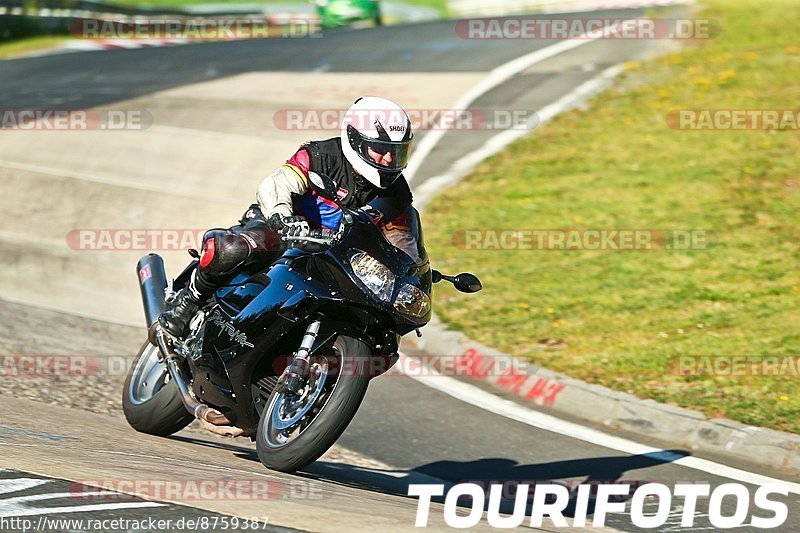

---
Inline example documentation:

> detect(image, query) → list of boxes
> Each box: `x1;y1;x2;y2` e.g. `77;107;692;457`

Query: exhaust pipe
137;253;168;328
154;328;245;436
139;255;247;437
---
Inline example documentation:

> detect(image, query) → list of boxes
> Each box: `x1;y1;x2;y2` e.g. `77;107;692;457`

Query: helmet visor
348;124;412;173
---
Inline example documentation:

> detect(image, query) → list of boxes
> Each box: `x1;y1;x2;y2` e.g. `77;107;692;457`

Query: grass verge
0;35;70;59
424;0;800;433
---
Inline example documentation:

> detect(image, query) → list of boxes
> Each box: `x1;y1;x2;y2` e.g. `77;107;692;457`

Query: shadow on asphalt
169;435;689;516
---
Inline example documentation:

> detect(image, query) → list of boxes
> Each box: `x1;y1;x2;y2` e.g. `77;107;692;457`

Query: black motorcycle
122;172;481;473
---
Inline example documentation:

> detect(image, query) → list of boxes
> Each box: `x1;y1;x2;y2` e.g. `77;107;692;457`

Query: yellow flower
519;302;530;309
785;45;798;55
717;70;736;84
780;396;789;401
668;55;684;64
658;89;671;99
624;61;642;70
546;307;555;314
692;77;711;86
743;51;758;61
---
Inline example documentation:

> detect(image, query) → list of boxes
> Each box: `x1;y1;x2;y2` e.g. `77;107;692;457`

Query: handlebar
280;208;366;247
282;227;338;246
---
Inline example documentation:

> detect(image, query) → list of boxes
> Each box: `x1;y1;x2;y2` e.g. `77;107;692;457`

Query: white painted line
3;490;119;504
414;63;624;208
0;478;52;495
2;502;165;518
398;354;800;495
404;22;620;182
0;487;166;517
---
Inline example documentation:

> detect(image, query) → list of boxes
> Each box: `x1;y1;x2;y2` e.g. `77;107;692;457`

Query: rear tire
122;341;194;436
256;335;370;472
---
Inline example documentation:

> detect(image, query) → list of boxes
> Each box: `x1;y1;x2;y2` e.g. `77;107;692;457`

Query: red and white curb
2;8;318;56
63;38;193;52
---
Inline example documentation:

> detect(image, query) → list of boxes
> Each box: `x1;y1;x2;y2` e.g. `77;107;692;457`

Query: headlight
393;283;431;318
349;250;395;302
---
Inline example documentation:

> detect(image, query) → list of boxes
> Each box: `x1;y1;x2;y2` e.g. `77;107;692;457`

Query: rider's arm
361;175;414;224
361;176;419;261
256;149;310;218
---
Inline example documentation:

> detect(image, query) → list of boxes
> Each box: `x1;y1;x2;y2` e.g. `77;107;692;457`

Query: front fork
277;319;322;394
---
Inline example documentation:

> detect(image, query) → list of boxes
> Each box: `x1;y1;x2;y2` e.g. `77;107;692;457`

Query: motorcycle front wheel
256;335;371;473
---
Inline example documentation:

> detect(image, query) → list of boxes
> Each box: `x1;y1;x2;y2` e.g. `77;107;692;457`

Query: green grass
424;0;800;433
0;35;70;59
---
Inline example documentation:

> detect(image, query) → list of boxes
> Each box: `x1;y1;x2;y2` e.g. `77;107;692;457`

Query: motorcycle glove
267;213;310;238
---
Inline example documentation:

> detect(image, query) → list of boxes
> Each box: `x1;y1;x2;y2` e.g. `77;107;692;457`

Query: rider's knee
198;229;255;278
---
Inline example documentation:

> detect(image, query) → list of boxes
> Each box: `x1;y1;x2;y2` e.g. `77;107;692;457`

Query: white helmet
340;96;413;188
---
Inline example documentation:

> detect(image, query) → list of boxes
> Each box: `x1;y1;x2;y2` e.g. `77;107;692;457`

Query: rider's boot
158;271;210;338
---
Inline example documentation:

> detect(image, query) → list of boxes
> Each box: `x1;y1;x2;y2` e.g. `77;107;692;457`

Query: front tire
256;335;370;473
122;341;194;436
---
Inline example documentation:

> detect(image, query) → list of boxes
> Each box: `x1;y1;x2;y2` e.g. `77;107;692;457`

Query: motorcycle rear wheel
122;340;194;436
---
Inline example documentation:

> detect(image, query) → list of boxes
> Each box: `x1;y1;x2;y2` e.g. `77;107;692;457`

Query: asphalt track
1;6;799;532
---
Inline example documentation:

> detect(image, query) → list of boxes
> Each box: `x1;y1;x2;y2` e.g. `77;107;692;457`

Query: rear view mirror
433;270;482;293
453;273;482;293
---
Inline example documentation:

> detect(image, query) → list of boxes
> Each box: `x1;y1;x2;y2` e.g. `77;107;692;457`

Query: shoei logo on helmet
389;125;406;132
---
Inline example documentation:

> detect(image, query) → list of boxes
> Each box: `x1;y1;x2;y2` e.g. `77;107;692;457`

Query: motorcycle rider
158;96;417;339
